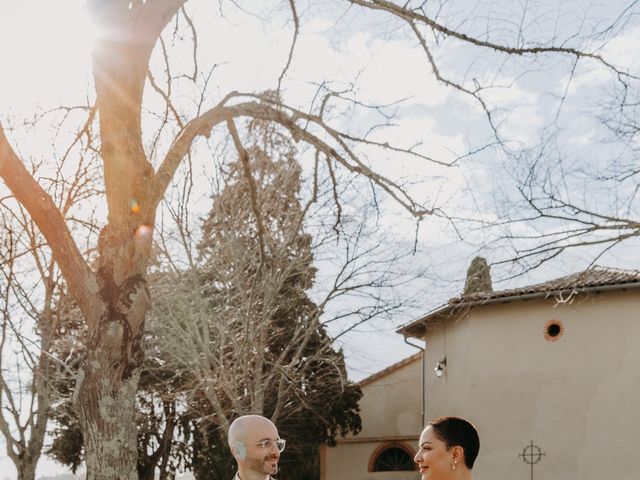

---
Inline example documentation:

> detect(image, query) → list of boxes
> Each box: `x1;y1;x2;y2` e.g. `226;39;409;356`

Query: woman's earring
451;461;456;470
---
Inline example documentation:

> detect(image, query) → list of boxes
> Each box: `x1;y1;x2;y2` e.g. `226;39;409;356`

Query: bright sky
0;1;94;110
1;0;639;477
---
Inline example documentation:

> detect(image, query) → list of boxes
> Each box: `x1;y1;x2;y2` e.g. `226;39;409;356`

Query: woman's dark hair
428;416;480;469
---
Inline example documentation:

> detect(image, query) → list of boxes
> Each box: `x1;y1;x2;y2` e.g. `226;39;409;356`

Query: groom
228;415;286;480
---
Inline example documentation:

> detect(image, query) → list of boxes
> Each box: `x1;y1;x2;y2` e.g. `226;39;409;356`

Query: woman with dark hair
414;416;480;480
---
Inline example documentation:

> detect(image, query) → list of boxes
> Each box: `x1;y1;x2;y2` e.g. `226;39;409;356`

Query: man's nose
268;444;280;456
269;450;280;459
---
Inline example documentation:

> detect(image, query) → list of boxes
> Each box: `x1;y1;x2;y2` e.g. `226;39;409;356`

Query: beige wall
324;442;418;480
423;289;640;480
358;356;422;439
324;357;422;480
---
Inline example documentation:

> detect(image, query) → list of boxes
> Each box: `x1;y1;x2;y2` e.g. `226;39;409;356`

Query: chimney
464;256;493;295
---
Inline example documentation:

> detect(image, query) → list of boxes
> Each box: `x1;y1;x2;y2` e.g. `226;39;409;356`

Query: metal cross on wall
519;440;545;480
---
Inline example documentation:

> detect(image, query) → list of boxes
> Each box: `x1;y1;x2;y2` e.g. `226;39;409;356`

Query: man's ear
232;444;247;460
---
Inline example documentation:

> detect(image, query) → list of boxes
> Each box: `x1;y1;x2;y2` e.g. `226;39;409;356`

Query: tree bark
69;3;185;478
75;275;147;480
74;239;150;479
16;463;37;480
77;345;140;479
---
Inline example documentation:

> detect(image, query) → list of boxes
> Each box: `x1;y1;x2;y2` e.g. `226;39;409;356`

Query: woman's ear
452;445;465;466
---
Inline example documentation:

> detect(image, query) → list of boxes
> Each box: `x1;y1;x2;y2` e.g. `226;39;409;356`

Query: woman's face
414;426;456;480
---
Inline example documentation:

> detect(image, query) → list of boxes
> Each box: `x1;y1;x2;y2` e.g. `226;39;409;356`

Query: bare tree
147;119;362;478
0;207;55;480
496;164;639;273
0;1;636;477
0;132;98;479
480;82;640;275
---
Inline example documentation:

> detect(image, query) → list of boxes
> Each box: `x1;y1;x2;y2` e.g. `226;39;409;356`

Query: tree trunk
16;462;37;480
74;3;184;478
76;313;143;480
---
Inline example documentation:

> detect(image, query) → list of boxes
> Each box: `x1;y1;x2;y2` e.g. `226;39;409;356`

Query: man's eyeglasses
254;439;286;452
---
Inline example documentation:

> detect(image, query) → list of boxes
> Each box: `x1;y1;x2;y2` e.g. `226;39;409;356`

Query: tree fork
75;240;149;478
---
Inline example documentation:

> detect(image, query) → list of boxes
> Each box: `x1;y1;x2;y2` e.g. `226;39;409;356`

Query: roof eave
398;281;640;339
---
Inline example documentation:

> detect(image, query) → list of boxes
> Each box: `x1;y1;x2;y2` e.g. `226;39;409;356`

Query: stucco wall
357;356;422;439
422;289;640;480
324;442;418;480
324;356;422;480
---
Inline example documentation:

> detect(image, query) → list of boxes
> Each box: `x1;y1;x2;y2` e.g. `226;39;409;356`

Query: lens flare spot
134;224;153;242
129;198;141;214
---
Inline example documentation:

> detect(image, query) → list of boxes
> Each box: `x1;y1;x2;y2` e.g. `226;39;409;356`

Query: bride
414;416;480;480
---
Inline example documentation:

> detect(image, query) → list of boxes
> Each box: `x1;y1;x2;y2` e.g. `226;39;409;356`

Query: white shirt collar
234;473;272;480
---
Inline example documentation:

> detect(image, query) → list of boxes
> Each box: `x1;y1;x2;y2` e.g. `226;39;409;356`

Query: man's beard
262;454;279;475
248;454;279;476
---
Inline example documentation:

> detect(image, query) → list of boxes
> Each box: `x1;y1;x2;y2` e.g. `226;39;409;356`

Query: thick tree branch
153;93;433;218
0;125;102;328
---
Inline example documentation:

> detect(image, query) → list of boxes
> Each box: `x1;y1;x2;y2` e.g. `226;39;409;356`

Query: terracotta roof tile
451;266;640;304
398;265;640;338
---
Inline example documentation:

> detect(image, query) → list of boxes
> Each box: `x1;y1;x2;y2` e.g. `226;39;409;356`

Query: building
323;264;640;480
321;353;422;480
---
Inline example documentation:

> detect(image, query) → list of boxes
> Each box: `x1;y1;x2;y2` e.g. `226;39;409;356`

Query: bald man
228;415;286;480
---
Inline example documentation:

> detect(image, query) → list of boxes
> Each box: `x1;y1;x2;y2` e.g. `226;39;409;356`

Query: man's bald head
228;415;277;447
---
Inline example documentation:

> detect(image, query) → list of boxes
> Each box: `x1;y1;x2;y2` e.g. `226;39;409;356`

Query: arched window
369;443;417;472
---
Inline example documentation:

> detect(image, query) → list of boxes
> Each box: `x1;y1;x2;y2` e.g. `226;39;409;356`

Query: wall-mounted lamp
434;357;447;377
